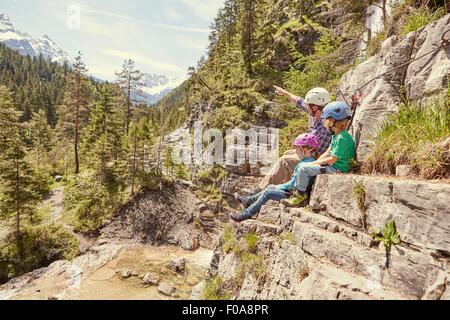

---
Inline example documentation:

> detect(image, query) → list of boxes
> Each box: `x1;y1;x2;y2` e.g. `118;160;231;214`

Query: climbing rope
339;28;450;131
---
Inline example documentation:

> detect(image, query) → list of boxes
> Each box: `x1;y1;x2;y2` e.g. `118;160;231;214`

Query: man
257;86;332;190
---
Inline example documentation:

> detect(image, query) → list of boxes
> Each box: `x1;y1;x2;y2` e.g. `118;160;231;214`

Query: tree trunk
74;73;80;175
131;129;137;195
126;77;131;134
15;157;20;244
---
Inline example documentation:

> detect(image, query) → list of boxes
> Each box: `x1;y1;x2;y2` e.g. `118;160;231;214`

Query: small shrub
370;221;401;252
366;31;387;57
64;171;121;234
195;166;228;187
363;95;450;179
202;276;231;300
222;225;237;254
278;232;296;246
235;252;266;284
298;258;309;281
400;6;446;35
203;106;252;133
352;180;367;231
245;233;259;253
33;204;52;225
0;224;78;284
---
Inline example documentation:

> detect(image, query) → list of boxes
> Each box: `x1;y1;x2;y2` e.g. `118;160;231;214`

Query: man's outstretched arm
274;85;308;113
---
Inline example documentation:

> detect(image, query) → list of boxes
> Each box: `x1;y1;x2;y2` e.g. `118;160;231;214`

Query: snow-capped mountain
0;13;183;104
140;73;186;104
0;14;72;64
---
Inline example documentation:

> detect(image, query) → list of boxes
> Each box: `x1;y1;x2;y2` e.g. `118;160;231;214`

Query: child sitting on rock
282;101;356;207
230;134;321;222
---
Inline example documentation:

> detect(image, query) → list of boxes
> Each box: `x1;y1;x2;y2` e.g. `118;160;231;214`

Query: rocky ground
197;174;450;300
99;182;221;250
0;181;221;300
0;244;213;300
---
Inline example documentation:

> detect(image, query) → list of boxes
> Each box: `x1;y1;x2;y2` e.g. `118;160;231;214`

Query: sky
1;0;224;80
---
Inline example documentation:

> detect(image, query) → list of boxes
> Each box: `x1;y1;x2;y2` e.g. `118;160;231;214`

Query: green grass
0;223;78;284
222;225;237;254
245;233;259;253
202;276;231;300
363;92;450;179
277;232;296;246
366;31;387;57
352;180;367;230
235;252;266;284
400;6;446;35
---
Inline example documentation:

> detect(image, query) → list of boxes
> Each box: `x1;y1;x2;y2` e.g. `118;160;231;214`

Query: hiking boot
242;187;262;196
230;212;251;223
234;193;255;208
281;191;308;207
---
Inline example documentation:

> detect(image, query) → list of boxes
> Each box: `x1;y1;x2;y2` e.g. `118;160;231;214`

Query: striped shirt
295;96;332;154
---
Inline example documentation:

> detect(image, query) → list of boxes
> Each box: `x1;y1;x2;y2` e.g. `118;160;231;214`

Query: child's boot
281;191;308;207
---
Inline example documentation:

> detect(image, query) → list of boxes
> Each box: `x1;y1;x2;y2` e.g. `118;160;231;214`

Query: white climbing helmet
305;88;331;107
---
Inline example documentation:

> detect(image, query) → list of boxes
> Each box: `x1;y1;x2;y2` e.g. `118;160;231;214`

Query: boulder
119;269;131;279
157;282;176;297
168;258;187;273
142;273;160;286
310;174;450;253
339;14;450;160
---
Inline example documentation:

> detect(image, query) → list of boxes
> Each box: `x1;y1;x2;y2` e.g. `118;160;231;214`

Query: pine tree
0;86;39;243
115;60;144;134
27;110;54;170
82;84;125;182
239;0;257;76
57;52;92;175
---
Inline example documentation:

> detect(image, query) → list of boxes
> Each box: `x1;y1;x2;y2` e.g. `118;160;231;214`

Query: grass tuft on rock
363;92;450;179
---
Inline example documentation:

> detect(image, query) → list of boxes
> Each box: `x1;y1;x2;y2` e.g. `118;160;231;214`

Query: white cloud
102;48;184;75
180;0;223;21
80;5;210;34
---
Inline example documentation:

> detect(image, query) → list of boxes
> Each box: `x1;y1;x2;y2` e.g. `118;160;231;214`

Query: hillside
0;0;449;301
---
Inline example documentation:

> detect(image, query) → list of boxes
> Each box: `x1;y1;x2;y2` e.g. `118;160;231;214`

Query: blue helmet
321;101;352;121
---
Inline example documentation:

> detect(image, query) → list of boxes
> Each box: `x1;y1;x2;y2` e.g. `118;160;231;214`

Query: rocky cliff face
199;174;449;300
193;14;450;301
340;14;450;160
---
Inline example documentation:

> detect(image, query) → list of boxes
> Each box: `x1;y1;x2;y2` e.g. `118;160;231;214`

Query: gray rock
142;273;160;286
179;236;200;251
157;282;176;296
395;165;411;177
169;258;187;273
339;14;450;160
310;174;450;253
190;281;206;300
119;269;132;279
54;176;63;182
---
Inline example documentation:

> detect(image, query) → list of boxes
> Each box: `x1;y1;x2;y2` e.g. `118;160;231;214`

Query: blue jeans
295;164;339;192
241;187;292;219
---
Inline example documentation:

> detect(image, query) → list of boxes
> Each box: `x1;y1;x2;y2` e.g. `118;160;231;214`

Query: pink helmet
293;133;320;151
